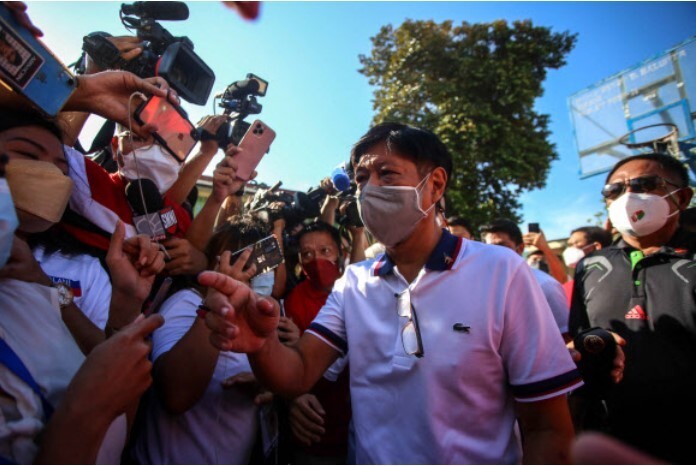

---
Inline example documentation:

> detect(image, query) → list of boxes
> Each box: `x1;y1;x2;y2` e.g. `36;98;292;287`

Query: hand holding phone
133;95;198;162
230;235;284;278
235;120;276;181
528;223;540;234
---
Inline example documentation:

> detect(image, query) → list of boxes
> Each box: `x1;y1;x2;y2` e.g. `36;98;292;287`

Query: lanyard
0;338;54;420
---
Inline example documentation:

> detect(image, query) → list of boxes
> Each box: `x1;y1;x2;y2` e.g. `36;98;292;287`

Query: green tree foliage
358;19;577;228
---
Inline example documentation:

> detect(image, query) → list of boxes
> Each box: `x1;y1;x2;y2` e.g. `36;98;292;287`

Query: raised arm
198;271;339;397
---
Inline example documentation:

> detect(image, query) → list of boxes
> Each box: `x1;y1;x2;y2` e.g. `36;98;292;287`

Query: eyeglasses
601;175;681;200
396;290;424;358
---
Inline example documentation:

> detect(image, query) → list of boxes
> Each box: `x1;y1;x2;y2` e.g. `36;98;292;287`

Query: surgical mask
608;191;680;238
562;247;587;268
358;174;435;247
529;261;549;273
6;159;73;225
302;259;340;290
0;178;18;268
118;144;180;193
251;270;275;296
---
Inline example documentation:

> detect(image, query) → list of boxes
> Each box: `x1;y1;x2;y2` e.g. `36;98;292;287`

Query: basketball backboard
569;36;696;179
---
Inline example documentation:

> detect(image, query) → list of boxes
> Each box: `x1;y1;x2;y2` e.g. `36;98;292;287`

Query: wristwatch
54;282;74;309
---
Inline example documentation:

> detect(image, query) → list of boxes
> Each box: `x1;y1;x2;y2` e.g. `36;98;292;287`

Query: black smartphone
230;235;284;278
528;223;540;233
133;94;198;162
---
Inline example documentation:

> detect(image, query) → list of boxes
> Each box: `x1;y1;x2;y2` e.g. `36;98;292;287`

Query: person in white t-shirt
0;111;165;464
134;215;275;464
197;123;584;464
481;218;570;333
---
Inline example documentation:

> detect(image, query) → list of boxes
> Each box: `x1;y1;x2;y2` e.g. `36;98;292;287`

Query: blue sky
25;1;696;239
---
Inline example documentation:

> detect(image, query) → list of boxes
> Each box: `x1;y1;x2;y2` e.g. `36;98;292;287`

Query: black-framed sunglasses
397;290;424;358
601;175;681;201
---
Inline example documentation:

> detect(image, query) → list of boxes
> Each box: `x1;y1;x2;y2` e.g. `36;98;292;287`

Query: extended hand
289;393;325;446
108;221;165;302
212;155;244;203
64;314;164;420
277;316;301;346
162;237;207;276
221;371;273;405
65;71;176;138
198;271;279;353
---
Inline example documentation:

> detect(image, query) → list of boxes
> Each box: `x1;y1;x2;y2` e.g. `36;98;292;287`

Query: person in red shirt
282;221;351;464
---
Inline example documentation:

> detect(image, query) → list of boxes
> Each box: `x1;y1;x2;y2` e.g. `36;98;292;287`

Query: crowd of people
1;2;695;465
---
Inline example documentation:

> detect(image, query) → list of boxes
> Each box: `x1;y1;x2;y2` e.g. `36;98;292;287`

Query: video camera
248;162;363;229
81;1;215;105
247;181;324;228
205;73;268;148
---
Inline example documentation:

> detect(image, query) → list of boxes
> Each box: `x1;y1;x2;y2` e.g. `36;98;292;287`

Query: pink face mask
357;173;435;247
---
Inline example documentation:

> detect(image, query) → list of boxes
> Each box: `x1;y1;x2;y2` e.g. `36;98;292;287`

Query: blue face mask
250;270;275;296
0;178;18;268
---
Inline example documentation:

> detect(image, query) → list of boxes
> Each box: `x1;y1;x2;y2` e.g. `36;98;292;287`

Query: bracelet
196;303;211;319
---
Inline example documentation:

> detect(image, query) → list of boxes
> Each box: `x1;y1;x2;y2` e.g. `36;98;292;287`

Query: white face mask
0;178;18;268
251;270;275;296
608;190;680;238
118;144;180;194
358;173;435;247
563;246;587;268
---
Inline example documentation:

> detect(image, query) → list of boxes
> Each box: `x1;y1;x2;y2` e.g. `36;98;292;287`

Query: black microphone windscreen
126;179;165;215
121;1;189;21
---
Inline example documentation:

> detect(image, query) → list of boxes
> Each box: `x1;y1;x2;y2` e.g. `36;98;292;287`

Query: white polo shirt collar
372;228;463;277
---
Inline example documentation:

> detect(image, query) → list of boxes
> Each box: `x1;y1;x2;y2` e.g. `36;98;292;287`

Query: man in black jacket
569;152;696;464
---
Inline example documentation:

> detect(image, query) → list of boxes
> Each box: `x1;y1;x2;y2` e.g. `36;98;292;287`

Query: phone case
0;6;76;117
230;235;284;278
133;95;198;162
236;120;276;181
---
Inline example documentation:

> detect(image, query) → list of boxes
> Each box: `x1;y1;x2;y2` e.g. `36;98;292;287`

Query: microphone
125;179;179;240
120;1;189;21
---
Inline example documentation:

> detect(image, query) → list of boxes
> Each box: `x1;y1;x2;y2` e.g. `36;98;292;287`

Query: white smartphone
235;119;276;181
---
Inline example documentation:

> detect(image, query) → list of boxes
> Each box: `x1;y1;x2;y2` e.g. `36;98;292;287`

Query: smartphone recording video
134;95;198;162
230;235;284;278
235;119;276;182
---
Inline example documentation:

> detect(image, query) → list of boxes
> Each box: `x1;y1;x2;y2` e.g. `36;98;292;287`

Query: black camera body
210;74;268;148
573;327;617;399
82;1;215;105
247;182;326;229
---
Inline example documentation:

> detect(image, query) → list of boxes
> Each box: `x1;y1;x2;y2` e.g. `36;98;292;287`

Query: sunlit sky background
25;1;696;239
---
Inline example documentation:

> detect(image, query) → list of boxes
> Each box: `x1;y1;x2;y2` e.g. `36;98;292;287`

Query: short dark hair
297;221;341;254
205;214;270;269
605;153;689;187
480;218;523;246
0;110;63;142
447;215;473;232
351;122;453;185
570;226;613;248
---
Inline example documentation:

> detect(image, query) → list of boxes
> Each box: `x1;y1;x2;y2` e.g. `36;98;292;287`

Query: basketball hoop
619;123;681;158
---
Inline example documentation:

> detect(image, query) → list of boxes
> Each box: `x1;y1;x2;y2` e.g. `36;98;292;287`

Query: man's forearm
248;333;336;398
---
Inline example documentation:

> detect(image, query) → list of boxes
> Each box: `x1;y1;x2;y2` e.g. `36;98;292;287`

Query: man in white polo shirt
199;122;582;464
